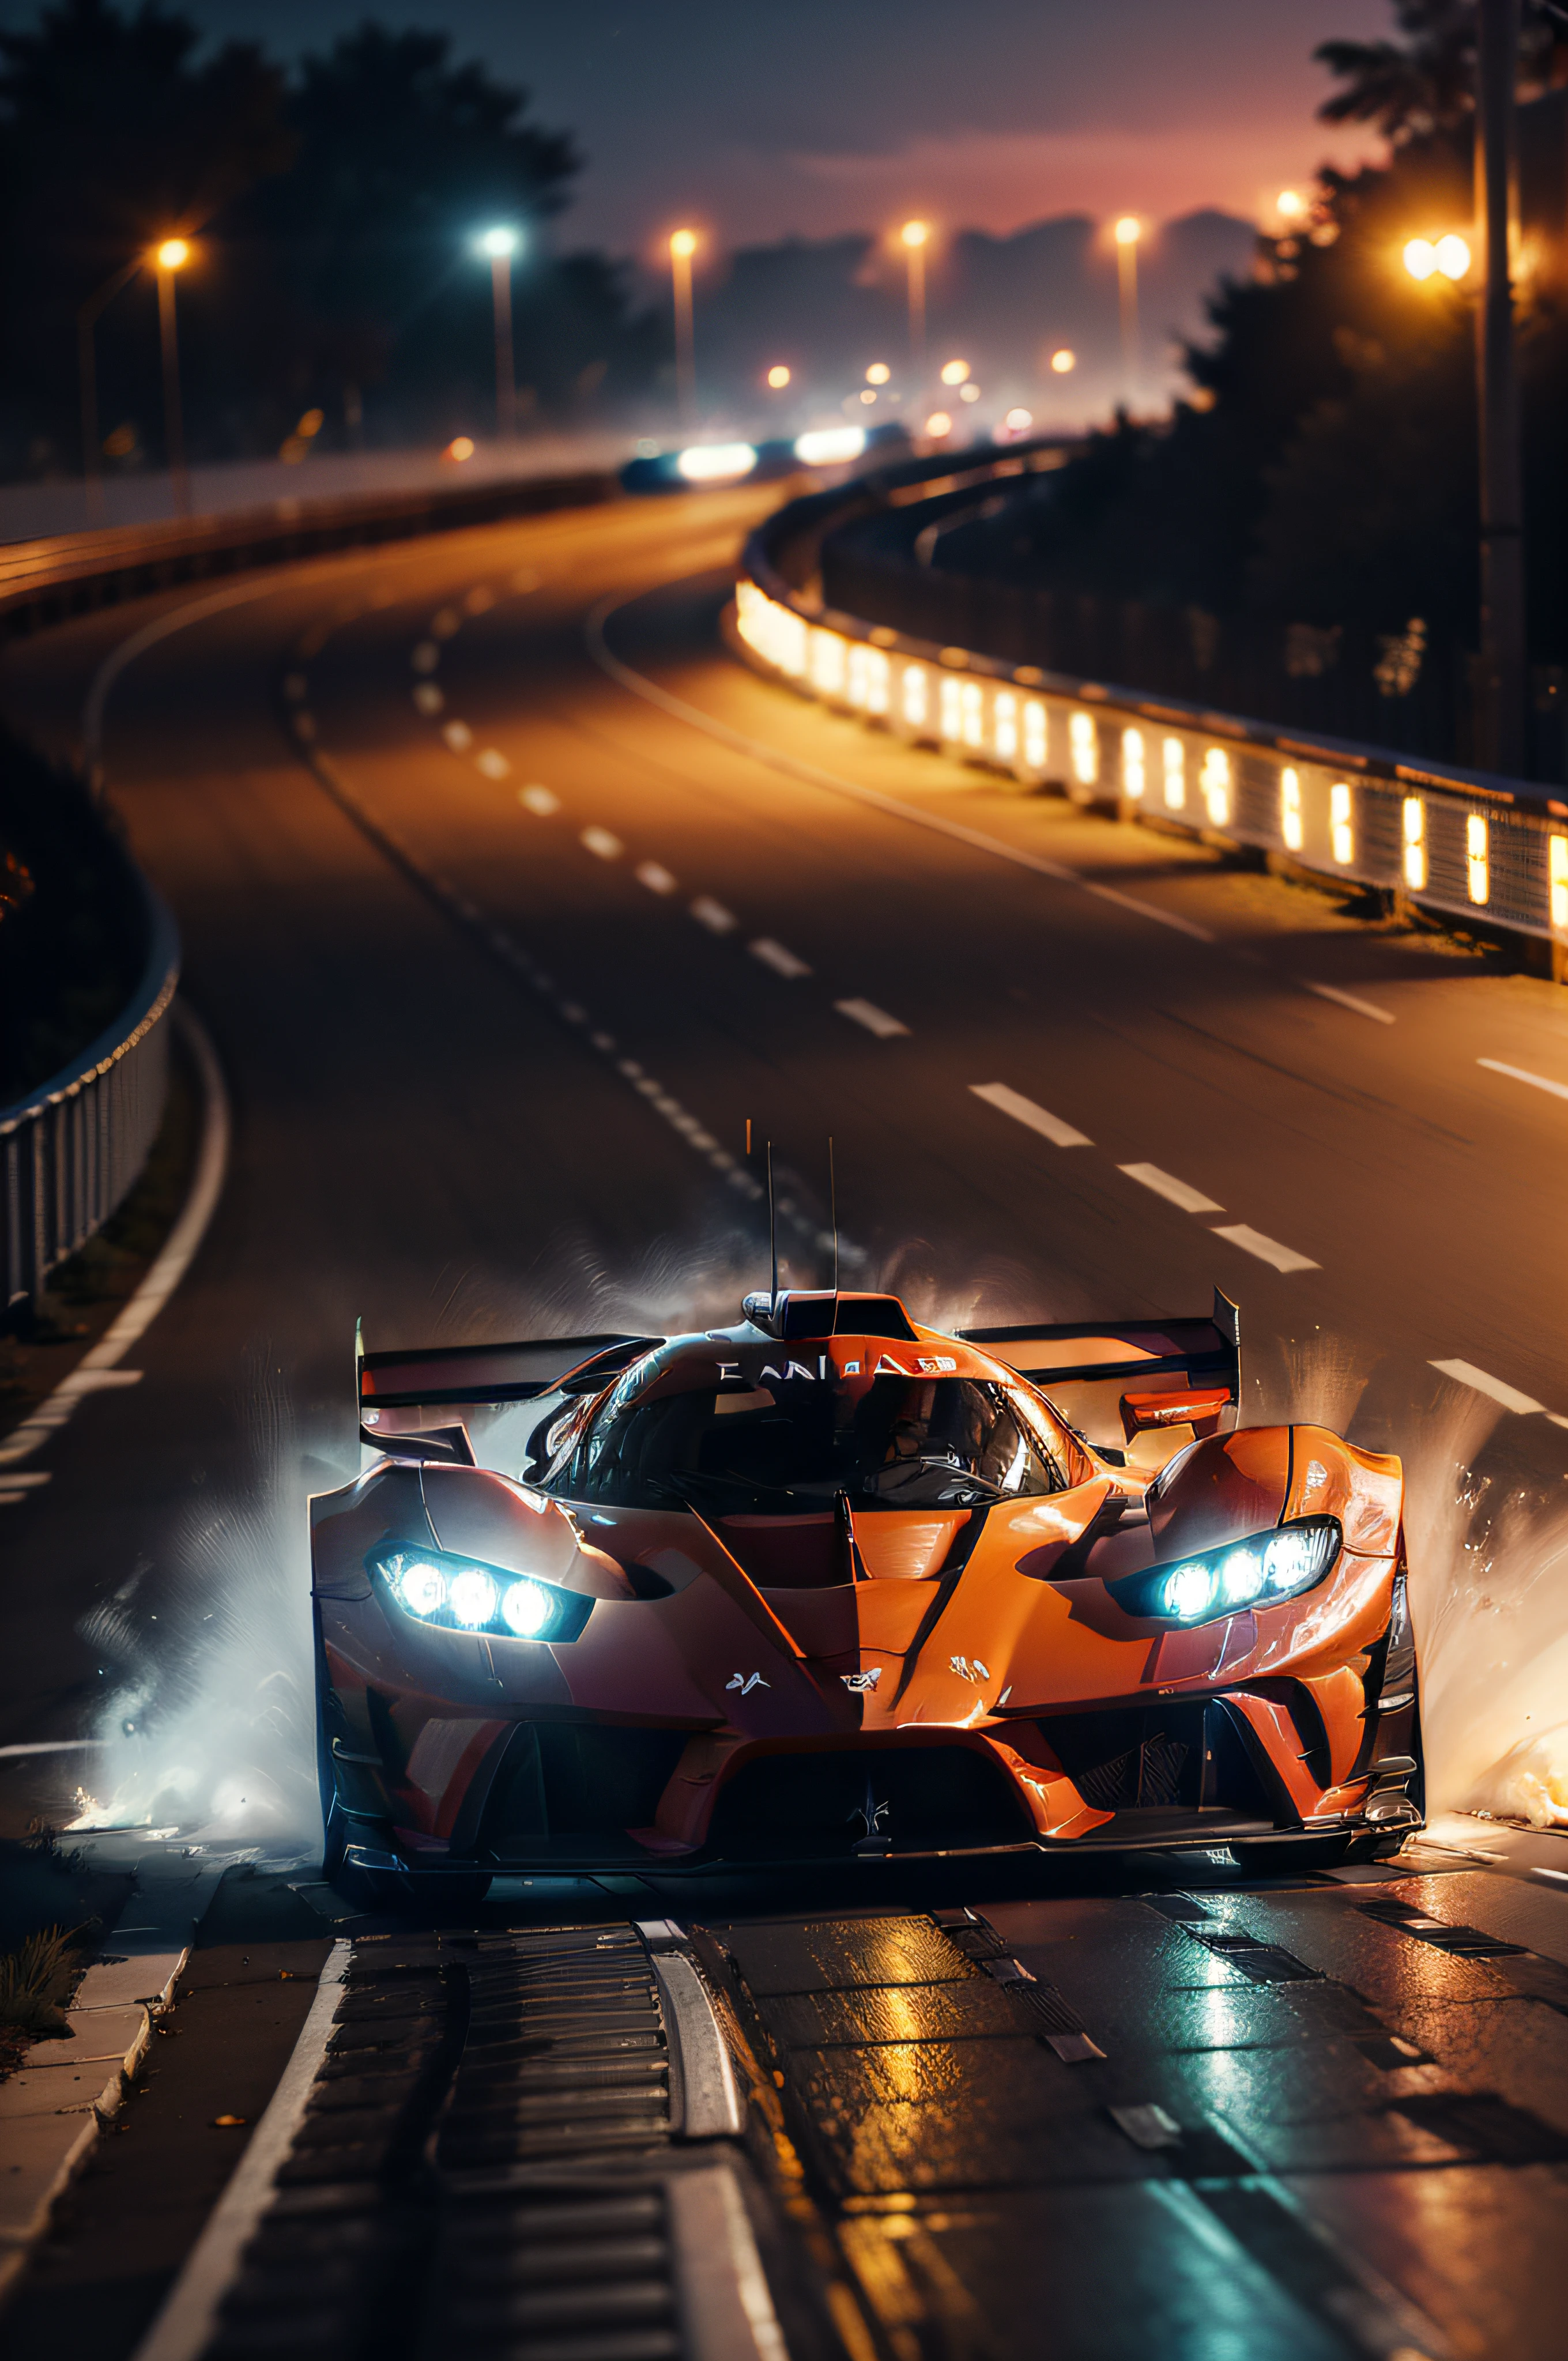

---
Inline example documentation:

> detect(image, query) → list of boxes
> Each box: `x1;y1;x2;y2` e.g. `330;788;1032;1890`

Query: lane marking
1477;1057;1568;1105
475;747;511;778
412;681;443;715
84;571;323;776
586;596;1216;944
0;1004;231;1473
410;640;439;673
637;860;677;893
1118;1161;1223;1213
970;1081;1090;1147
1428;1359;1546;1416
1302;980;1394;1024
0;1737;105;1757
838;997;910;1039
751;937;812;978
582;825;623;860
442;719;473;750
519;785;559;815
691;895;738;933
1209;1223;1318;1274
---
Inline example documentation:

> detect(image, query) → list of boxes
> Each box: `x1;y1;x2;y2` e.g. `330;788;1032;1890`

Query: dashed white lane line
751;938;812;979
1302;980;1394;1024
443;719;473;750
970;1081;1089;1146
582;825;624;860
1428;1358;1548;1416
838;998;911;1039
1477;1057;1568;1105
413;681;443;715
691;895;738;933
476;748;511;779
520;785;559;815
637;860;678;894
1118;1162;1223;1213
1209;1223;1319;1274
410;640;440;673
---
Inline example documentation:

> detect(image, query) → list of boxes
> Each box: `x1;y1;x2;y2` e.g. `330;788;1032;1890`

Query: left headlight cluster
369;1544;592;1642
1110;1515;1341;1626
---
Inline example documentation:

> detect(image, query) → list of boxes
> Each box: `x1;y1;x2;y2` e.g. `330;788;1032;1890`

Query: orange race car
311;1289;1422;1899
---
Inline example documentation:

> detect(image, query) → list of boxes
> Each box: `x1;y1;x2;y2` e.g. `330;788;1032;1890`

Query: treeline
942;8;1568;670
0;0;665;476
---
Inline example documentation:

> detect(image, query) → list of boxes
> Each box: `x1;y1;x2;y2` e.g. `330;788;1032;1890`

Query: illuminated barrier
732;565;1568;964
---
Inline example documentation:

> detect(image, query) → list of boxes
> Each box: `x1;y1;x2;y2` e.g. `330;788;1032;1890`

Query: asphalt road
3;484;1568;2359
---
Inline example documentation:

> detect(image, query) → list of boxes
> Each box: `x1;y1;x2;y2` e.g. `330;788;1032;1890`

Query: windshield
546;1365;1067;1513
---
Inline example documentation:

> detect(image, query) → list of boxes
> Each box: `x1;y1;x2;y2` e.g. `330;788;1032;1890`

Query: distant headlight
369;1544;592;1642
794;426;866;467
1109;1516;1341;1626
676;442;757;482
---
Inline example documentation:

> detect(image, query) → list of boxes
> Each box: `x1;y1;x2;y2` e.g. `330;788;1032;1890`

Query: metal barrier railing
737;455;1568;964
1;874;179;1310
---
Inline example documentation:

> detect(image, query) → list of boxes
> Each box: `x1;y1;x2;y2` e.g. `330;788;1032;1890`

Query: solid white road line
475;747;511;778
1209;1223;1319;1274
519;785;559;814
1477;1057;1568;1105
691;895;738;933
1302;980;1395;1024
1428;1358;1547;1416
1118;1162;1223;1213
637;861;678;893
750;937;812;978
838;998;910;1039
581;825;623;859
970;1081;1090;1146
442;720;473;750
131;1944;351;2361
585;598;1217;945
0;1002;231;1474
84;573;322;775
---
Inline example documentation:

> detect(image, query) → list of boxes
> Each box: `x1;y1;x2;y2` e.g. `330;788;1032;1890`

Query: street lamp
1113;217;1141;391
669;229;699;427
476;227;521;441
1403;233;1471;281
152;237;191;519
900;220;929;384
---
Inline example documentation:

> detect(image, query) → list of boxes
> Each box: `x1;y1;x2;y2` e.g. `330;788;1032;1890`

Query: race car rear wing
355;1322;660;1463
959;1289;1240;1450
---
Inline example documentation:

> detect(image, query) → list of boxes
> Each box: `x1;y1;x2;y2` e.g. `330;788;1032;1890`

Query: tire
1228;1834;1354;1877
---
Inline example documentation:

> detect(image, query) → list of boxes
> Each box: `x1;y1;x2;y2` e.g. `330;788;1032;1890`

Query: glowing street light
865;361;891;384
766;363;791;388
1050;348;1077;375
939;357;970;386
1113;216;1141;389
151;236;192;518
900;220;929;382
669;229;699;427
925;409;952;439
1276;189;1306;222
1403;233;1472;281
474;227;522;439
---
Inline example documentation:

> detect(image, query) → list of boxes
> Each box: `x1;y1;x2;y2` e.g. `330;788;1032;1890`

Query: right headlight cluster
368;1542;592;1643
1109;1515;1341;1626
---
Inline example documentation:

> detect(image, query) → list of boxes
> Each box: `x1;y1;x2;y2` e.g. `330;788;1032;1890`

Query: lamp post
1473;0;1526;774
153;237;191;519
900;220;929;387
77;254;142;526
669;229;698;428
476;227;520;442
1113;217;1141;394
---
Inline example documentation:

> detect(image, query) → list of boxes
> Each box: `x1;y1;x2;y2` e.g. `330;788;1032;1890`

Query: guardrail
2;871;178;1310
0;464;620;640
737;447;1568;973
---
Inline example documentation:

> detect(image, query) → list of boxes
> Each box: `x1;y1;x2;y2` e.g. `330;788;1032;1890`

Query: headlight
1110;1516;1341;1626
369;1544;592;1642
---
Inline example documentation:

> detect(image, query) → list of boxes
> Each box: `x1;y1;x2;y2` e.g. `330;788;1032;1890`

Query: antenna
828;1136;839;1294
767;1140;778;1309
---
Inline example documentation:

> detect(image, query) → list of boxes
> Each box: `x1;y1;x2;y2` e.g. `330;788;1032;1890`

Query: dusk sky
1;0;1396;252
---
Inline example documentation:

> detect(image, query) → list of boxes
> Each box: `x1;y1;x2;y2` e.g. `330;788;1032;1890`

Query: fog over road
4;487;1568;2361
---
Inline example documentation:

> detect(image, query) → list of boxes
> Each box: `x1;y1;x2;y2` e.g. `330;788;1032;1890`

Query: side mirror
1120;1387;1231;1442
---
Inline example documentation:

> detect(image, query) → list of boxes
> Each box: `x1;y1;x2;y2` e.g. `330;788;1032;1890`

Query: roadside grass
0;1921;93;2075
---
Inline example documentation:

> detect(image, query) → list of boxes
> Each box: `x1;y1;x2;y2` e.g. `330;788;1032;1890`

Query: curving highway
3;485;1568;2360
